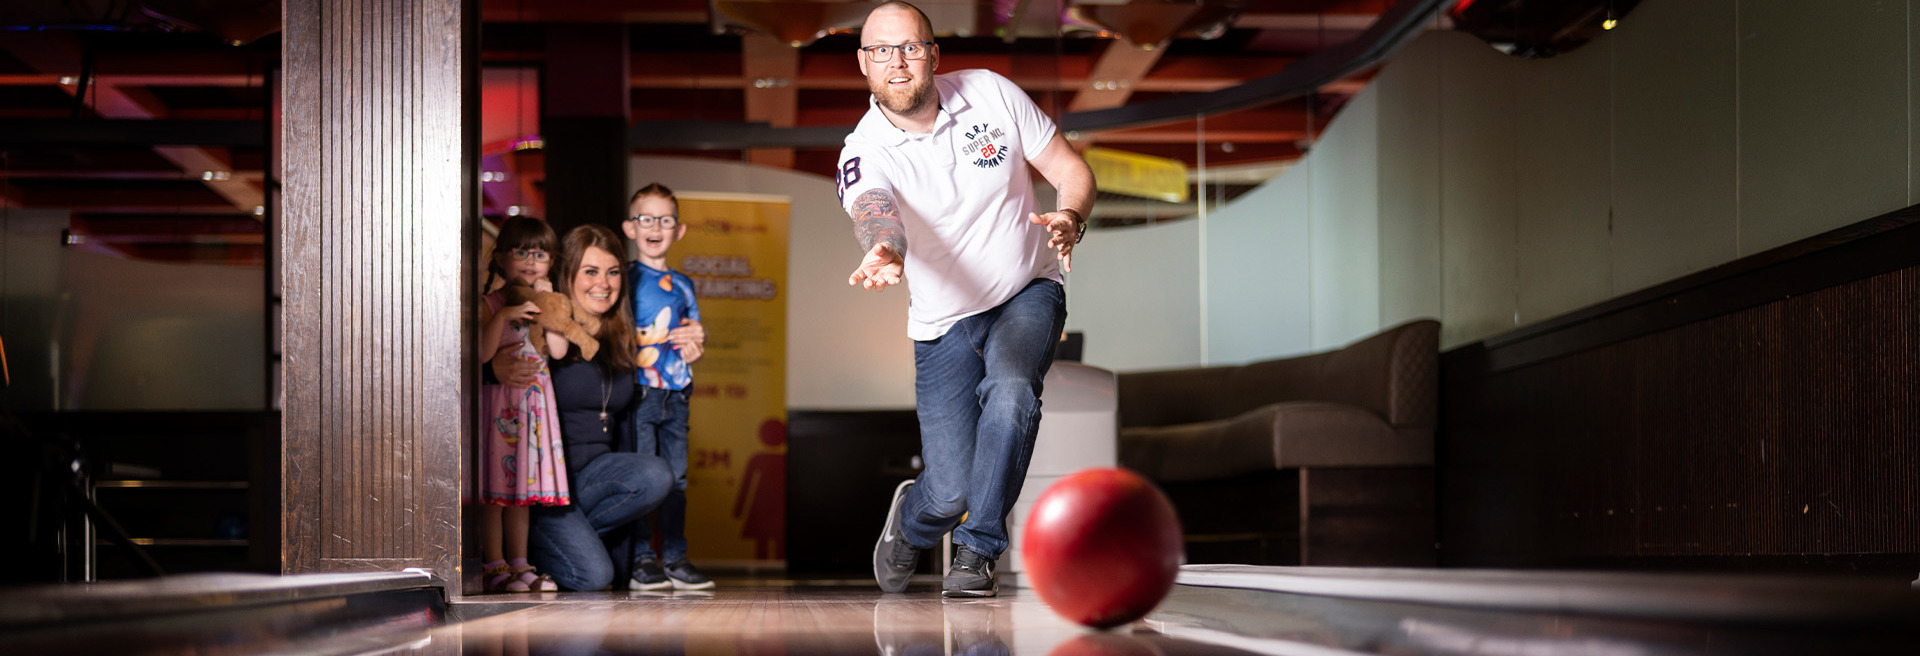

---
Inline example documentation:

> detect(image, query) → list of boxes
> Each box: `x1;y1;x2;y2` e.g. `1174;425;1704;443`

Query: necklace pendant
599;411;609;433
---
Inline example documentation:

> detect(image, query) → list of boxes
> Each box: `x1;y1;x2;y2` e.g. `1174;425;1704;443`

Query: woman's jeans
897;278;1066;559
528;451;672;590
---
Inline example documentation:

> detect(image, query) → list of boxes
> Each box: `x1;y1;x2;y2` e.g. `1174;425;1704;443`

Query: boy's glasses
860;41;934;63
509;248;550;262
628;214;679;229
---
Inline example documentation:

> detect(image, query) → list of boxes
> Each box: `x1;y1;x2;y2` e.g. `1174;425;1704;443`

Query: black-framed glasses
628;214;679;229
860;41;934;63
510;248;550;262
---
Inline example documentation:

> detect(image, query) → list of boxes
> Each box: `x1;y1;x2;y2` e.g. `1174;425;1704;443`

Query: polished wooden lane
440;579;1257;656
10;570;1917;654
3;575;1249;655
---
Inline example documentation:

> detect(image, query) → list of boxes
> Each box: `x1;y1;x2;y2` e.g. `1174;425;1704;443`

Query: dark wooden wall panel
282;0;476;577
1442;231;1920;572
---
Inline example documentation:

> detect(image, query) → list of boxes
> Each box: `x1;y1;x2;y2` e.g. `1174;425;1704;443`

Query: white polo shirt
837;69;1062;341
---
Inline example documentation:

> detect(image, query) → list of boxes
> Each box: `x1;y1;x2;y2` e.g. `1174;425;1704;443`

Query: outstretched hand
848;243;904;291
1030;211;1081;273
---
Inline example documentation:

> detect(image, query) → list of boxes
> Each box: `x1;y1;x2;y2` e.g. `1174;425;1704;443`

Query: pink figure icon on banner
734;417;787;560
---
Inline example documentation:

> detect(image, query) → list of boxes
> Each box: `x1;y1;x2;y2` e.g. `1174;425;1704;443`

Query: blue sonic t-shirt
628;261;700;391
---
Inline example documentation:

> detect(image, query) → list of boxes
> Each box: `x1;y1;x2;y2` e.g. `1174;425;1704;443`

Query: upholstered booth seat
1123;400;1419;482
1117;319;1440;566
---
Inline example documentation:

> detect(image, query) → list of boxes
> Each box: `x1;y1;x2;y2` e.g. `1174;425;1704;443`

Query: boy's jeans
630;387;692;563
897;278;1066;558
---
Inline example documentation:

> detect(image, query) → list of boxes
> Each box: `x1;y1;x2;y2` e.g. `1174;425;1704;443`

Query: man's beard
871;75;936;116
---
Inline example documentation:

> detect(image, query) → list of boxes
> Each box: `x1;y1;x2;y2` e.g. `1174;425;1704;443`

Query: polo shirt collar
860;73;970;145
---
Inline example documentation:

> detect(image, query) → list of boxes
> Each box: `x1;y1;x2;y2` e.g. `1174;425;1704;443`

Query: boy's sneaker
630;555;672;591
942;548;997;598
873;479;919;593
664;560;715;590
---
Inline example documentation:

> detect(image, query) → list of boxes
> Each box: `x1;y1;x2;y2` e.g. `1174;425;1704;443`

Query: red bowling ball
1022;467;1184;629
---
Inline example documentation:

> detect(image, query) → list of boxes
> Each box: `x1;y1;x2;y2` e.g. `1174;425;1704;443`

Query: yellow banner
1084;146;1190;203
671;192;789;567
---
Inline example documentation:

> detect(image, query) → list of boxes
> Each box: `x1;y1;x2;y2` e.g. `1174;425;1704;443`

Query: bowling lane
437;579;1262;656
16;568;1918;654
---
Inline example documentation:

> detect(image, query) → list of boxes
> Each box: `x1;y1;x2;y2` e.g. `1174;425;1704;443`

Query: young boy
622;182;712;590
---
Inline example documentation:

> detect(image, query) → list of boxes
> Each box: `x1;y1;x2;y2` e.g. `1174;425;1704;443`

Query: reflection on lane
442;584;1255;656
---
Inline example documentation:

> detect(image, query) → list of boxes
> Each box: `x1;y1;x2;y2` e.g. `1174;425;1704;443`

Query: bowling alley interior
4;0;1920;653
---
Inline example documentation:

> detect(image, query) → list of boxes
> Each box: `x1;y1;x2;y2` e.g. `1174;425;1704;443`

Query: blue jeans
628;387;692;563
898;278;1066;559
528;451;672;591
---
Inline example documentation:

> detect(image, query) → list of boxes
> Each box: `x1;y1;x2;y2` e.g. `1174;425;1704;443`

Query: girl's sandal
484;563;532;594
513;566;559;592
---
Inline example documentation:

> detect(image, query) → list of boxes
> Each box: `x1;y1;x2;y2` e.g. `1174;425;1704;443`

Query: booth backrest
1117;319;1440;431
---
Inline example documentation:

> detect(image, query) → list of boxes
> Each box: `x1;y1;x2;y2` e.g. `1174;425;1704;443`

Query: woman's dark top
548;355;636;478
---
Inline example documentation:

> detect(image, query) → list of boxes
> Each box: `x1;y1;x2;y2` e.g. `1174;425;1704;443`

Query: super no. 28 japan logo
962;123;1009;169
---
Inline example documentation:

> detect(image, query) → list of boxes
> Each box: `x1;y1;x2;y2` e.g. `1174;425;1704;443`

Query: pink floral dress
479;292;569;506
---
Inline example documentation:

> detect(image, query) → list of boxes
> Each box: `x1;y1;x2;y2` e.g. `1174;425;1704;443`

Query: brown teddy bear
501;282;600;361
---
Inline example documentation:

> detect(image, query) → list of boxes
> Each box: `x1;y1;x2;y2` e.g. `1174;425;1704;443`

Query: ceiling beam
629;52;1294;93
0;119;264;146
72;214;266;245
625;71;1258;93
13;202;240;213
1233;13;1387;30
1234;10;1451;31
0;74;262;87
75;233;268;245
1067;38;1166;113
1320;78;1370;95
4;178;234;210
1062;0;1449;132
480;0;706;23
0;34;264;214
0;170;265;181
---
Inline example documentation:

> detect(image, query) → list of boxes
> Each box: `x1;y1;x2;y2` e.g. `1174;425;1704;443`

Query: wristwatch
1060;208;1087;243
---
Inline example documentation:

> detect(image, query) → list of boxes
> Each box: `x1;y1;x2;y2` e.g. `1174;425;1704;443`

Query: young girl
478;217;572;593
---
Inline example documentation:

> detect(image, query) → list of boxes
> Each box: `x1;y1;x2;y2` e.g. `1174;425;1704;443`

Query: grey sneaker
664;559;715;590
873;479;920;593
630;554;671;591
942;548;997;598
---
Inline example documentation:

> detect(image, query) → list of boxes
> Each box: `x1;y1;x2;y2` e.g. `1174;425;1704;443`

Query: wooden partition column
280;0;478;578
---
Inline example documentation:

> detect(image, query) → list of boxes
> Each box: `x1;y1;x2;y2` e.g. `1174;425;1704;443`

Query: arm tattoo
852;188;907;256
